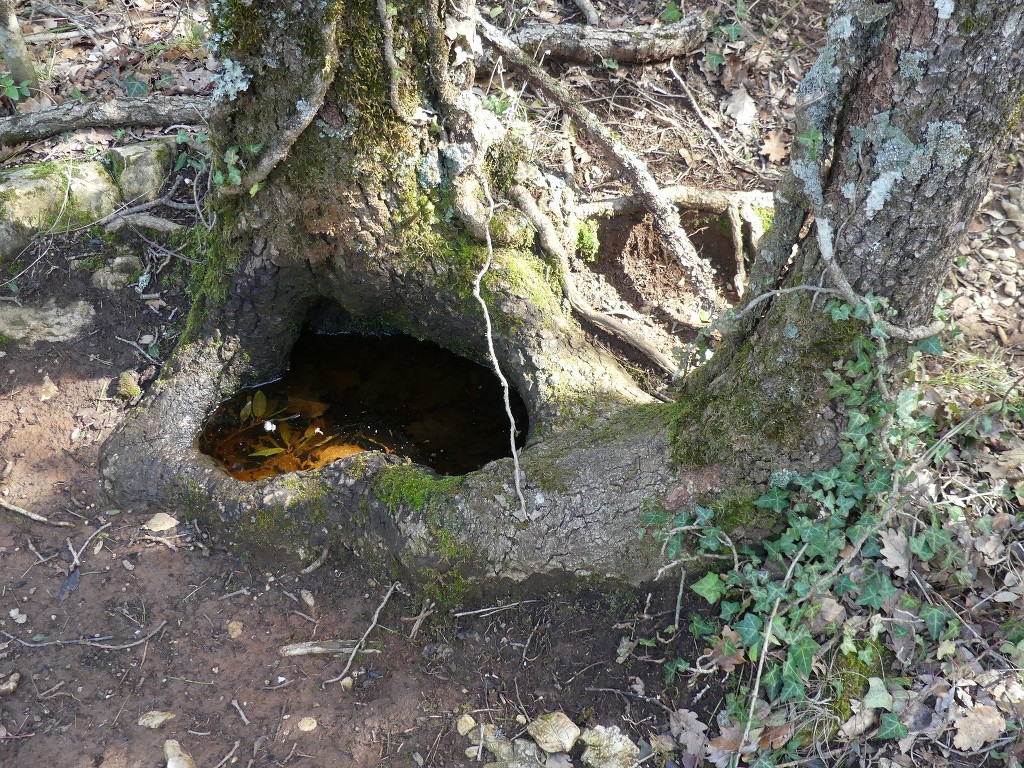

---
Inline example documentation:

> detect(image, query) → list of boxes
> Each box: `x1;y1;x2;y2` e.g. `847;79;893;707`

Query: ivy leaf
692;572;727;604
875;712;908;740
690;614;718;640
779;662;806;702
787;627;820;677
660;0;682;22
123;74;149;97
856;571;900;610
912;335;943;356
756;487;789;512
734;613;763;647
762;661;782;700
919;603;950;641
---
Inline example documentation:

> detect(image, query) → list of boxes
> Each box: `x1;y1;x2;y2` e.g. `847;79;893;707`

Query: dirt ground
2;0;1024;765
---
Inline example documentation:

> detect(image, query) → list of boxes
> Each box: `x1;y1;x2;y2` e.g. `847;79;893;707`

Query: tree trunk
0;0;36;92
100;0;1024;589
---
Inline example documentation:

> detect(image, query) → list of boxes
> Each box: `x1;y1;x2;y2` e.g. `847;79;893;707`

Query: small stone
227;620;244;638
979;270;993;283
1006;281;1018;297
122;559;135;571
300;589;316;609
298;717;317;732
456;714;477;737
340;676;354;691
138;710;175;728
515;714;527;725
164;740;198;768
527;711;581;754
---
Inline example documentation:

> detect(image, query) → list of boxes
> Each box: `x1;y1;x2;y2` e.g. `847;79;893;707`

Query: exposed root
579;185;773;220
510;184;678;376
474;13;723;312
512;14;709;64
570;0;599;26
221;21;339;197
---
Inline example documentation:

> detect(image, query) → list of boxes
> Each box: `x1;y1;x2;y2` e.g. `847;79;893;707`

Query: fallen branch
279;640;378;657
221;20;339;196
2;620;167;650
512;14;709;64
510;185;678;376
571;0;599;26
0;496;73;527
24;17;167;44
579;185;773;219
324;581;400;685
0;95;211;147
475;14;722;310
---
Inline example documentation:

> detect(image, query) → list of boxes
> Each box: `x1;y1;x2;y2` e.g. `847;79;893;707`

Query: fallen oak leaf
879;528;910;579
952;705;1005;751
759;129;789;163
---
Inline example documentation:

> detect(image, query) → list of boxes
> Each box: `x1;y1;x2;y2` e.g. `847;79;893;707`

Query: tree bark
101;0;1024;587
0;0;36;91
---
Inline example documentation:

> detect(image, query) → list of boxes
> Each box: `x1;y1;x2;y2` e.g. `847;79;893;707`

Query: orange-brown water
197;333;529;480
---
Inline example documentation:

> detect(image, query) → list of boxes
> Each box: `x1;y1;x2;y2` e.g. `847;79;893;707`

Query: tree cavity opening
198;332;530;481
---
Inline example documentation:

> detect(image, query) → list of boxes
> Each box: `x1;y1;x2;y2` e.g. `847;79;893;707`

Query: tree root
570;0;599;26
222;22;340;197
581;185;773;296
510;184;678;376
512;13;709;64
475;13;723;312
0;95;211;148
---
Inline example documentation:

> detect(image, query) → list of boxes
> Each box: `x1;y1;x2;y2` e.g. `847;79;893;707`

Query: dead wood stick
0;496;73;527
0;95;210;147
579;185;773;218
511;14;709;64
2;620;167;650
475;14;722;310
510;185;679;376
324;581;399;685
571;0;599;26
25;17;167;44
220;21;339;196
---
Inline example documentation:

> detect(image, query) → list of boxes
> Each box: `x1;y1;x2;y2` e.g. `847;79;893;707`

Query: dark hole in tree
198;333;530;481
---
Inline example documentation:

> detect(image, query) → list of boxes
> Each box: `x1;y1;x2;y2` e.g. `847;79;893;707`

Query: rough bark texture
0;0;36;91
101;0;1024;587
0;95;211;147
511;14;709;64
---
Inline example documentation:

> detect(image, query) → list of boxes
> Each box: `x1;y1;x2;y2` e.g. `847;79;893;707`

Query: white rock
138;710;175;728
456;714;477;736
164;740;198;768
0;300;95;345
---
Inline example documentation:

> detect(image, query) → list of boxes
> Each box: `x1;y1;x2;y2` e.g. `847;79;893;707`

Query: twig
115;335;161;366
67;522;111;568
474;174;528;522
673;567;687;629
324;582;400;685
279;640;369;657
213;740;241;768
571;0;599;25
2;620;166;650
452;600;536;618
231;699;251;726
0;496;73;527
300;543;330;574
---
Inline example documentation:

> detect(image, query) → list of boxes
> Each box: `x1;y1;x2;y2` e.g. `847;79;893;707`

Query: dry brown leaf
952;705;1005;750
879;528;910;579
669;708;708;754
706;723;759;768
706;626;745;673
723;85;756;133
759;130;789;163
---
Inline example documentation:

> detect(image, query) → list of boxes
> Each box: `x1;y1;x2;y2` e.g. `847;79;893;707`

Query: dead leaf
40;374;59;402
138;710;175;728
838;702;876;740
706;723;759;768
863;677;894;711
706;626;745;672
879;528;910;579
758;722;794;750
952;705;1005;750
759;129;789;163
723;85;756;133
164;740;198;768
669;708;709;754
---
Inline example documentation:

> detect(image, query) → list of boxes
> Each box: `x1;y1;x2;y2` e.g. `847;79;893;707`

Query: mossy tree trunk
101;0;1024;590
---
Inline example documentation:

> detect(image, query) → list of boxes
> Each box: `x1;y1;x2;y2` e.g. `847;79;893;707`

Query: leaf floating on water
250;446;285;457
287;396;329;418
315;444;365;463
252;389;267;420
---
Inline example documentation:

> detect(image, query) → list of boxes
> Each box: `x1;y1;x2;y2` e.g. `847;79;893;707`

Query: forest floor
2;0;1024;767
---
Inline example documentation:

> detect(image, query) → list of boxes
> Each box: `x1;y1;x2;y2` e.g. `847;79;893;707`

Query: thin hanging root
474;174;529;522
473;12;723;312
